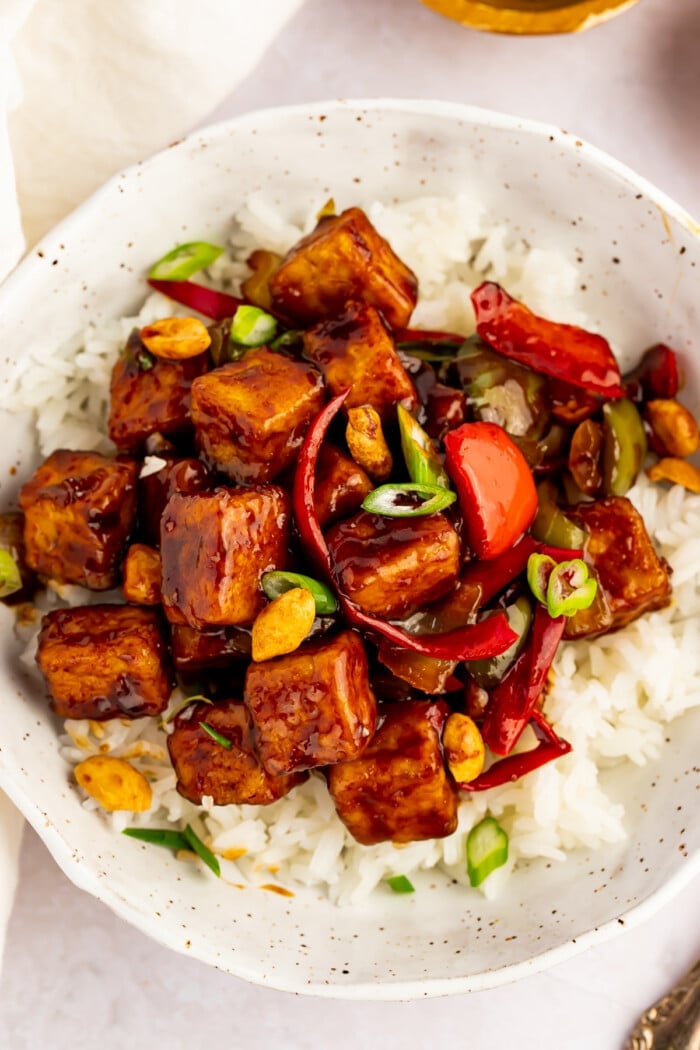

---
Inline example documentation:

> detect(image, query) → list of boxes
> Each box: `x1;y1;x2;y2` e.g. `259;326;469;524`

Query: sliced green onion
466;816;509;887
183;823;221;878
261;570;338;615
362;482;456;518
386;875;415;894
0;550;23;599
526;553;556;605
158;693;213;728
269;329;303;353
397;404;450;489
527;554;598;618
136;349;155;372
546;559;597;618
397;340;463;363
122;827;189;851
230;305;277;347
148;241;224;281
200;722;233;750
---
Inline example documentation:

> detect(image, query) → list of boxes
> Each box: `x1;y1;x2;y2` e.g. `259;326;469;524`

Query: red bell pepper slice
458;710;571;792
148;278;243;321
444;421;538;561
481;605;566;756
292;394;518;662
471;281;624;398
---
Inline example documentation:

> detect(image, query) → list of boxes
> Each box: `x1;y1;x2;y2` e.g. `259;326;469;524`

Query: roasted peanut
647;457;700;494
140;316;211;360
346;405;393;481
122;543;161;605
644;399;700;458
442;713;485;784
251;587;316;662
74;755;152;812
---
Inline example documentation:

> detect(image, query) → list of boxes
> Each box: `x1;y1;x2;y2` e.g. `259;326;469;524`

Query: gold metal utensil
624;956;700;1050
420;0;641;35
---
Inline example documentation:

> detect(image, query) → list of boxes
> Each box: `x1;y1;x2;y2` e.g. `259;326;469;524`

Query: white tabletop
1;1;699;1047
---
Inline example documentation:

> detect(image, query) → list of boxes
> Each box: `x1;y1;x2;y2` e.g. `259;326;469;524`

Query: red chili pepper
481;605;566;756
471;281;624;398
458;710;571;792
444;422;538;560
460;536;583;606
293;395;518;662
148;279;243;321
623;343;680;402
395;327;466;345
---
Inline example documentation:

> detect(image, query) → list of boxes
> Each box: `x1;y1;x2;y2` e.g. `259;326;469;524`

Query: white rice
5;194;700;904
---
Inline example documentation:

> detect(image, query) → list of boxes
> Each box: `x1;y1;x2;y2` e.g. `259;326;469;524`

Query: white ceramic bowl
0;99;698;999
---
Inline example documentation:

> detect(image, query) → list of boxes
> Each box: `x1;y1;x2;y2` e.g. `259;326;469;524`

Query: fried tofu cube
303;301;417;421
19;450;138;590
244;630;377;776
327;700;458;845
270;206;418;328
327;510;460;620
168;699;306;806
36;604;173;720
191;348;325;483
137;456;211;548
108;328;210;450
122;544;161;605
170;623;251;671
566;495;672;638
160;485;290;629
313;443;373;528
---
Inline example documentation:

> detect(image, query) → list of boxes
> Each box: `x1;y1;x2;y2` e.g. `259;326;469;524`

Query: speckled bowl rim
0;98;698;999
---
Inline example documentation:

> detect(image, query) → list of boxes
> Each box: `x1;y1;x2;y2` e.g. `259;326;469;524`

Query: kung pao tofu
9;202;695;863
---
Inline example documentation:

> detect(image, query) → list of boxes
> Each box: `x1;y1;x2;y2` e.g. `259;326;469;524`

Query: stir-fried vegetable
230;304;278;347
601;397;647;496
466;816;509;887
397;404;450;488
361;482;456;518
262;570;338;615
386;875;415;894
148;241;224;281
0;550;22;600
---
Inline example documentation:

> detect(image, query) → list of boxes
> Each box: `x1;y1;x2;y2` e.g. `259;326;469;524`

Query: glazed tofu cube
160;485;290;629
108;328;210;450
122;544;161;605
19;450;138;590
327;700;458;845
314;443;373;528
303;301;417;421
168;699;306;806
566;495;672;638
137;456;211;548
269;206;418;328
36;604;173;720
170;623;251;671
244;630;377;776
191;348;325;483
326;510;460;620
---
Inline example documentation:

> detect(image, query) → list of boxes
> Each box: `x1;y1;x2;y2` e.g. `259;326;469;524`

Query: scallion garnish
122;827;190;851
526;553;597;618
0;550;23;600
200;722;233;750
230;305;278;348
183;823;221;878
158;693;213;728
466;816;509;887
361;482;456;518
386;875;415;894
148;241;224;282
261;570;338;615
397;404;450;489
136;349;155;371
